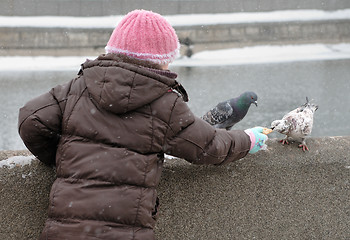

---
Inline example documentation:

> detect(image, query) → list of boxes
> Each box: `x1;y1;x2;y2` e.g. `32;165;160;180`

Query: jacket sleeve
18;81;72;166
164;97;251;165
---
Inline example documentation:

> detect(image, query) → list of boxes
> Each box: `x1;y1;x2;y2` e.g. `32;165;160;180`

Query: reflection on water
1;59;350;150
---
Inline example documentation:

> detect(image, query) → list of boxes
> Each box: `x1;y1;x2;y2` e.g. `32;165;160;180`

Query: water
173;60;350;138
1;59;349;150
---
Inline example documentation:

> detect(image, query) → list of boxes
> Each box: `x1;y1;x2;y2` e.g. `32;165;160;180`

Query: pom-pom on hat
105;9;180;65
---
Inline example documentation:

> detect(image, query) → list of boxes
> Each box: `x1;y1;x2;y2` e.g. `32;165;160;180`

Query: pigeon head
271;119;290;134
240;91;258;107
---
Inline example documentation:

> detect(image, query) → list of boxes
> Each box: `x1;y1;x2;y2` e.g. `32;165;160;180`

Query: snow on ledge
0;155;36;169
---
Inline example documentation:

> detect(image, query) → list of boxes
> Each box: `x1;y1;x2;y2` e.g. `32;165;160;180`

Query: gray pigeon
201;91;258;130
271;97;318;151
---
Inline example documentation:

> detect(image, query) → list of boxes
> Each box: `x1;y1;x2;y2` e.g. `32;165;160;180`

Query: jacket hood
80;54;179;114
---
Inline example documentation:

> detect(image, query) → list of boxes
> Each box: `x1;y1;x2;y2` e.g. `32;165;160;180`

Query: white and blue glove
244;127;268;154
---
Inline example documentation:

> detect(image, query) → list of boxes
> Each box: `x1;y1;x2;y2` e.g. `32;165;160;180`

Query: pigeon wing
299;109;314;136
202;101;233;125
283;107;314;138
282;107;299;121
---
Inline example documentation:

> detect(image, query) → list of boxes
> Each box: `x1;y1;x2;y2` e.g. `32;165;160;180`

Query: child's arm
18;82;71;166
164;98;251;165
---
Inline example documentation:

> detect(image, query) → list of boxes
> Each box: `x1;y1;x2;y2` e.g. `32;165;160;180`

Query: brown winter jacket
18;53;251;240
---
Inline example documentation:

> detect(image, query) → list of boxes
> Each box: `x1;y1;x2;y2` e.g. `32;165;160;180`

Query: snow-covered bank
0;9;349;28
1;43;350;71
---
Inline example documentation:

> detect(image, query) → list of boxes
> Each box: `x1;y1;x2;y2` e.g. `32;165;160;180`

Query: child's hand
244;127;268;154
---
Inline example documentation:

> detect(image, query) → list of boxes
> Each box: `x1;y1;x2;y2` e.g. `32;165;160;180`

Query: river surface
1;59;349;150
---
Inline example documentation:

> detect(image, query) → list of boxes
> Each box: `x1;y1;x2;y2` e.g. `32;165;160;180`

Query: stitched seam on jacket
18;101;63;130
219;140;234;165
98;68;108;103
58;132;146;156
47;178;62;239
132;151;152;239
126;72;137;113
57;176;151;188
48;216;153;230
18;77;74;129
50;78;74;116
176;135;229;159
52;95;65;117
162;95;180;147
59;87;87;175
34;117;59;135
63;87;87;133
132;188;144;240
149;104;155;153
27;78;74;137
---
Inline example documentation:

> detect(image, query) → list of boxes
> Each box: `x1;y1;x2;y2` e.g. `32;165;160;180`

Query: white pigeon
271;97;318;151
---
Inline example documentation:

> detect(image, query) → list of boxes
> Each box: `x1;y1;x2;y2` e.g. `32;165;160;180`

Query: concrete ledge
0;150;55;239
156;136;350;239
1;136;349;239
1;19;350;56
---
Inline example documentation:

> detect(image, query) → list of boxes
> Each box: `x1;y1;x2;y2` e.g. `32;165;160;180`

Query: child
18;9;267;240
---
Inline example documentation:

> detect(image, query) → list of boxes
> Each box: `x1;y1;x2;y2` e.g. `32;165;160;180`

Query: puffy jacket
18;53;251;240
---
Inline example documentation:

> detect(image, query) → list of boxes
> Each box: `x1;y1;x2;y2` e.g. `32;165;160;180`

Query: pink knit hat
105;10;180;65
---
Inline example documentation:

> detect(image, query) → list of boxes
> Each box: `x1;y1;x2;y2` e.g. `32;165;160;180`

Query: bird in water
271;97;318;151
201;91;258;130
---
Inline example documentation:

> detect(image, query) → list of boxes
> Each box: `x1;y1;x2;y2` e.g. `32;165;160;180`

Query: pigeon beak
254;101;258;107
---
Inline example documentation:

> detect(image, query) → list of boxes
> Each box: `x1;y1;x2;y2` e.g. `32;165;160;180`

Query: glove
244;127;268;154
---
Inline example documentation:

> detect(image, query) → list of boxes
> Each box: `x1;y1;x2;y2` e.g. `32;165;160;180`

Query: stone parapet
1;136;349;239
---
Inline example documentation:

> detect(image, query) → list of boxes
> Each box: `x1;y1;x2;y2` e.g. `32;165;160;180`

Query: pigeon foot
280;139;289;145
298;144;309;152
